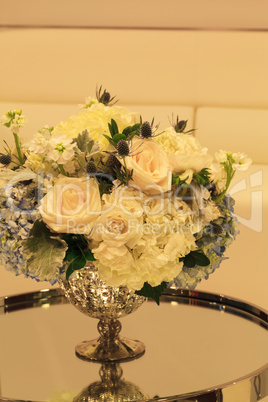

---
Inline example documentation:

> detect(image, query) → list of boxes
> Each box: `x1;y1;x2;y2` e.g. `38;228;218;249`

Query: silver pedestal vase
59;264;146;362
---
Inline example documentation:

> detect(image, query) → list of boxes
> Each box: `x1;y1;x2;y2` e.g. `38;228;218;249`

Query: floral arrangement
0;87;251;303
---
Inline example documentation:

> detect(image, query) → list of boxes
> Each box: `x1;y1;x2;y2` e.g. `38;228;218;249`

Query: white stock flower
232;152;252;171
215;150;251;170
26;126;52;155
47;134;75;165
0;109;27;134
215;150;229;163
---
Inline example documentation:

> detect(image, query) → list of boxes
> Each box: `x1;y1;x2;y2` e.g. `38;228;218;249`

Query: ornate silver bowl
59;264;145;362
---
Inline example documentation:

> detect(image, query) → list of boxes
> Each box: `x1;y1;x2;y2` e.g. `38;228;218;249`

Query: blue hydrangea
170;195;239;290
0;180;41;279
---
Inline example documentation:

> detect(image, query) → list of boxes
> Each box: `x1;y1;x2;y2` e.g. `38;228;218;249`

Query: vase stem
97;319;121;347
75;318;145;362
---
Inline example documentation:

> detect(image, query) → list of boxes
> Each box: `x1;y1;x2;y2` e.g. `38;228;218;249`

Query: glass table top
0;288;267;402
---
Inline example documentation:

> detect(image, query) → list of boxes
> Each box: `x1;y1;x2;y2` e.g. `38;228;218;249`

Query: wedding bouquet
0;87;251;303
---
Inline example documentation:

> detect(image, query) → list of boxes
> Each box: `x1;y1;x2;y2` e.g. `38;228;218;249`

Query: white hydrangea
155;127;206;156
79;96;99;108
53;103;138;150
24;153;46;173
93;190;199;291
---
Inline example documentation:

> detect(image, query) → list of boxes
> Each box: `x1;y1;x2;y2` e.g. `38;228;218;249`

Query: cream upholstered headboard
0;27;267;310
1;28;268;108
1;28;268;161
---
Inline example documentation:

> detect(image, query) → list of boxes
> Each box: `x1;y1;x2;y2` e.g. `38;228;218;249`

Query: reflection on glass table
0;288;267;401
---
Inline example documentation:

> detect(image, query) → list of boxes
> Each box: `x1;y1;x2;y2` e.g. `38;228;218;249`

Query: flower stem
122;157;129;184
13;133;24;165
213;164;235;204
10;159;21;166
58;164;68;176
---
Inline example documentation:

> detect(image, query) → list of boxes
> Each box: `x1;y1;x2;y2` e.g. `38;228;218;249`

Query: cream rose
102;186;144;218
91;207;142;248
125;137;171;194
39;176;101;234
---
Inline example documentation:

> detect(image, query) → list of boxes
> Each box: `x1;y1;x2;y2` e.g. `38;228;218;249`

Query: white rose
125;137;171;194
91;207;142;248
39;176;101;234
101;186;144;218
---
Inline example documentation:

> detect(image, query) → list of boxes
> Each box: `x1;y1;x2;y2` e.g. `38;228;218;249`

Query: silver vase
59;263;146;362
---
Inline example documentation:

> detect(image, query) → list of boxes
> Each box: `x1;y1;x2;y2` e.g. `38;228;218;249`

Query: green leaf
76;130;89;152
135;281;168;305
172;173;188;187
183;253;196;268
191;251;210;266
131;123;141;132
193;168;212;186
122;126;132;136
65;254;87;280
122;123;141;138
21;220;67;282
66;264;75;280
181;250;210;268
97;178;114;196
112;133;127;143
62;234;96;280
103;134;116;147
85;249;96;261
127;131;139;141
108;119;119;137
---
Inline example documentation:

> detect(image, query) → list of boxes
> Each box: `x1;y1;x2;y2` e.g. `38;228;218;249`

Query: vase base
75;336;145;362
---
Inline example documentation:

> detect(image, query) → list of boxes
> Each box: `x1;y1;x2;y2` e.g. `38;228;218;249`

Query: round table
0;288;267;401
